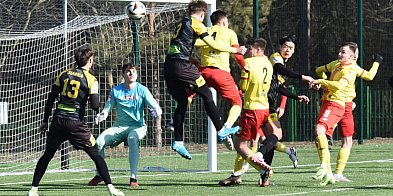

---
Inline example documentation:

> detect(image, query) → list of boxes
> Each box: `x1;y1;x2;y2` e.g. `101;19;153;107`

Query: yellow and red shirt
240;56;273;110
197;25;238;72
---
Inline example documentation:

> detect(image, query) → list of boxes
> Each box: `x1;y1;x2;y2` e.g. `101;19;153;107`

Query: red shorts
199;66;242;106
337;102;355;137
317;101;345;137
236;109;269;141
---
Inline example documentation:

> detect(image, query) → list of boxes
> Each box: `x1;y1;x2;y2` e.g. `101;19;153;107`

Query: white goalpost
0;0;223;177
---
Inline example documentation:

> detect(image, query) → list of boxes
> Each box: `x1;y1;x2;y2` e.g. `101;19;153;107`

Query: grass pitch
2;141;393;195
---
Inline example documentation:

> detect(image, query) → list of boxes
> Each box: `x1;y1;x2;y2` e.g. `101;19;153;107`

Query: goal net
0;0;221;177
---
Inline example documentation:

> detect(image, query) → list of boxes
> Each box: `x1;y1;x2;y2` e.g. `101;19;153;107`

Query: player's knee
95;136;106;151
128;133;139;148
315;124;327;136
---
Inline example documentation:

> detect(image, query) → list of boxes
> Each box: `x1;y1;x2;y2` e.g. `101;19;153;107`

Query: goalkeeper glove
95;111;108;125
373;53;383;64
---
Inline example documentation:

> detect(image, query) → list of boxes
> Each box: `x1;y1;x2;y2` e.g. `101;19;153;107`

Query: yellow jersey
316;60;379;102
317;61;357;106
197;25;238;72
240;56;273;110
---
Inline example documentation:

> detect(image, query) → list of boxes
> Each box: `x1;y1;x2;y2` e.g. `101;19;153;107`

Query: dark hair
341;42;358;53
74;45;93;67
210;10;227;25
122;63;138;74
251;38;267;51
188;0;207;15
279;35;296;46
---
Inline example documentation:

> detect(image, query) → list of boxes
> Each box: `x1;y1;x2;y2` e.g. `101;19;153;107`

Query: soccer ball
125;1;146;20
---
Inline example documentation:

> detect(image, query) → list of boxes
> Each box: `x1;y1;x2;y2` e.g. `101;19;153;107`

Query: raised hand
297;95;310;104
372;53;383;64
237;46;247;55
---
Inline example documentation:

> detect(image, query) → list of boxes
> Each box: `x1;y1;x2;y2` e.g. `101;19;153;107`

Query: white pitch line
211;158;393;173
2;158;393;186
0;173;170;186
267;184;393;196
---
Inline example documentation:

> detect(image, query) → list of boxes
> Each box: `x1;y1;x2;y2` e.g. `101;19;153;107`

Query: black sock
85;146;112;185
32;147;57;186
264;147;275;165
258;134;279;155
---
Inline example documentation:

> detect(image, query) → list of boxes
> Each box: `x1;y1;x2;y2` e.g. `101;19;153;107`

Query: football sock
203;100;223;131
85;146;112;185
264;147;275;165
245;155;264;171
233;153;244;176
258;134;278;155
275;141;287;154
225;105;242;128
128;131;140;180
335;147;350;174
32;147;57;186
233;145;258;176
315;135;330;166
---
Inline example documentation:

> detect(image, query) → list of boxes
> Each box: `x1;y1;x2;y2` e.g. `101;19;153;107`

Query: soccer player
219;36;311;187
315;48;382;182
165;10;246;150
190;9;246;150
310;42;358;186
87;63;162;187
164;0;246;160
252;35;312;186
229;38;273;186
27;45;124;196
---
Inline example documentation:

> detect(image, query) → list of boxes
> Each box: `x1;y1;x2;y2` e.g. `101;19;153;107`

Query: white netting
0;1;213;176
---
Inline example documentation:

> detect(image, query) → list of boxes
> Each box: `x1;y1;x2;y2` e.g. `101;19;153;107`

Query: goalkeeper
88;63;162;187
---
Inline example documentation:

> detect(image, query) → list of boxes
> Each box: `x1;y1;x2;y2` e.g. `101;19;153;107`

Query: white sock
107;184;115;190
30;187;38;191
218;127;225;133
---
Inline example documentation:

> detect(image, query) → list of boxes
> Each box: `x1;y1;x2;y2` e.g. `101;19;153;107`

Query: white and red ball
125;1;146;20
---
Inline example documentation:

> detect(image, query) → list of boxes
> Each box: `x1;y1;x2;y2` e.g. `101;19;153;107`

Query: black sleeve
43;84;61;123
274;63;302;79
199;32;209;39
278;85;298;100
90;94;100;113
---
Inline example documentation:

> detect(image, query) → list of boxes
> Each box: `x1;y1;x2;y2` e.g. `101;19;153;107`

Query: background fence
0;0;392;175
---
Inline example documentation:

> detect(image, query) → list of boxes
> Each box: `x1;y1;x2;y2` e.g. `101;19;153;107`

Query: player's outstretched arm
200;34;245;54
358;53;382;81
274;63;314;84
315;65;328;79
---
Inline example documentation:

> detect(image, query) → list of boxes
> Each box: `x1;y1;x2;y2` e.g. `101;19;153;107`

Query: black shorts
46;117;95;150
164;58;206;91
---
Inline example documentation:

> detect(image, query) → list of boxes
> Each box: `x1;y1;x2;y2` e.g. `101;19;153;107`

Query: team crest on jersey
125;94;139;100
